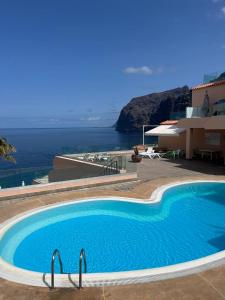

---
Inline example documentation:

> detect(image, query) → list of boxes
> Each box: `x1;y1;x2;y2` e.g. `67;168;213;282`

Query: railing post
118;157;123;173
101;155;126;176
51;249;63;289
79;248;87;289
115;160;118;173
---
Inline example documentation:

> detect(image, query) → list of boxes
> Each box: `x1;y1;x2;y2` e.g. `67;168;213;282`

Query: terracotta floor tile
0;279;104;300
104;274;225;300
199;267;225;297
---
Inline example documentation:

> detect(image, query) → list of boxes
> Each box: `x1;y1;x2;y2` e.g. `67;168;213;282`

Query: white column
143;125;145;145
186;128;193;159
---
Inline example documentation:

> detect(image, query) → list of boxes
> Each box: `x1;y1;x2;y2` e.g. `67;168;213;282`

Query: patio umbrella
201;91;210;116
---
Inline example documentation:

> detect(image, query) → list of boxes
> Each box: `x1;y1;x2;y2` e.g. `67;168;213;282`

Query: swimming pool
0;180;225;287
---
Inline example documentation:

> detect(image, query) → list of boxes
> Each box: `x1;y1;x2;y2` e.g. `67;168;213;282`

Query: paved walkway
1;266;225;300
136;157;225;180
0;159;225;299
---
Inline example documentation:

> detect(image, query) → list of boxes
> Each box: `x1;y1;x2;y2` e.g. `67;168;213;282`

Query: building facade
178;80;225;162
146;79;225;164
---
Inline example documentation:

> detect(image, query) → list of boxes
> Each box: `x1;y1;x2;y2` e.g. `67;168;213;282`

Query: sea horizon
0;127;156;188
0;126;114;130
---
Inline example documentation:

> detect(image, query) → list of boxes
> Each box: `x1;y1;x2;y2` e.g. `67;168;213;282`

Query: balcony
186;107;205;118
186;101;225;118
212;101;225;116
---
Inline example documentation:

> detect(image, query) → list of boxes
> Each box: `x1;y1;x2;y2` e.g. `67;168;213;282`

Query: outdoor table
199;149;220;161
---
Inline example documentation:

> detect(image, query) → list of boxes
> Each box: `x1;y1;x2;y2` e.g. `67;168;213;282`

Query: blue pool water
0;182;225;274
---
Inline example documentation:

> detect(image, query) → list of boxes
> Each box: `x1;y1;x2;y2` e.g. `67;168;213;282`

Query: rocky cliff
115;86;191;132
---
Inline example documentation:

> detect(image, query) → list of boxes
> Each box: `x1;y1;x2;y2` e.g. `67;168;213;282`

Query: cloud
212;0;222;3
156;66;164;74
87;116;101;121
222;6;225;14
222;44;225;49
123;66;153;75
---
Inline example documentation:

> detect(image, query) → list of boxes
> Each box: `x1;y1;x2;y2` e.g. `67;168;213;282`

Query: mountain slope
115;86;191;132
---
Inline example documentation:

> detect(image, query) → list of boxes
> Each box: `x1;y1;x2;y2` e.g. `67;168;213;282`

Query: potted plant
131;146;142;162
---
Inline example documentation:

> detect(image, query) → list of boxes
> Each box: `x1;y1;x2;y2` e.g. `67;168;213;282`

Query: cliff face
115;86;191;132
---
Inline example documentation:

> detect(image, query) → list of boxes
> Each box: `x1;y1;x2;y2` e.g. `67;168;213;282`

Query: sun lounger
139;148;154;157
76;156;84;160
151;152;167;159
140;151;166;159
87;155;96;162
96;153;110;161
146;146;153;152
139;148;153;154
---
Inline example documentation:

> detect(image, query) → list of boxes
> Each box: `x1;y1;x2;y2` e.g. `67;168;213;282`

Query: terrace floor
136;157;225;181
0;158;225;299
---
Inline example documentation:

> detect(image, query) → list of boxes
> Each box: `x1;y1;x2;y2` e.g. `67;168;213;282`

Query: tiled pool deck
1;158;225;299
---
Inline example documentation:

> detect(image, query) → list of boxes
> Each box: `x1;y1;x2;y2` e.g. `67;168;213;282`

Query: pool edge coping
1;179;225;287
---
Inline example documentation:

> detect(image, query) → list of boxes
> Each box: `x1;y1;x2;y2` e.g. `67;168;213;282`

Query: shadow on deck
134;157;225;181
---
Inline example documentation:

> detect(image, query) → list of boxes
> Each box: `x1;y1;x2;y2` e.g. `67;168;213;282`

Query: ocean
0;127;156;188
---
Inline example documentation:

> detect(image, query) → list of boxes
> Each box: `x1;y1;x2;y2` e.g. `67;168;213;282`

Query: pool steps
51;249;63;289
79;249;87;289
51;248;87;290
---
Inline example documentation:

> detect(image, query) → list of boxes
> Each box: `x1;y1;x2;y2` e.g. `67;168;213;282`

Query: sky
0;0;225;128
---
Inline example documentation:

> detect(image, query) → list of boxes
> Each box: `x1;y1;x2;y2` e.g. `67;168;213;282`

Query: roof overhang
177;118;208;129
204;116;225;130
145;125;186;137
192;79;225;91
177;116;225;130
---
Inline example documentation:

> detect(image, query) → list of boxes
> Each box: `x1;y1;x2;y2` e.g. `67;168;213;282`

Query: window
205;132;220;146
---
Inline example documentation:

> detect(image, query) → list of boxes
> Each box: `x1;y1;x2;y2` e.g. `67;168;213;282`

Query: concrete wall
178;117;208;129
1;173;138;200
192;84;225;107
177;83;225;160
205;116;225;130
178;116;225;130
48;156;106;182
187;129;225;161
158;132;186;150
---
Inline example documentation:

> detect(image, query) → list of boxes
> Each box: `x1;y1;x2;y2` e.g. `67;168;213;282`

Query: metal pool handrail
79;248;87;289
51;249;63;289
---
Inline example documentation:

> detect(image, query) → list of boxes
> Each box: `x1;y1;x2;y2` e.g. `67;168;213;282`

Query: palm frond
0;137;16;163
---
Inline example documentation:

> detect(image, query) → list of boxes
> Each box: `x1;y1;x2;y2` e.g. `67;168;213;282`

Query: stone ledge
0;172;137;201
